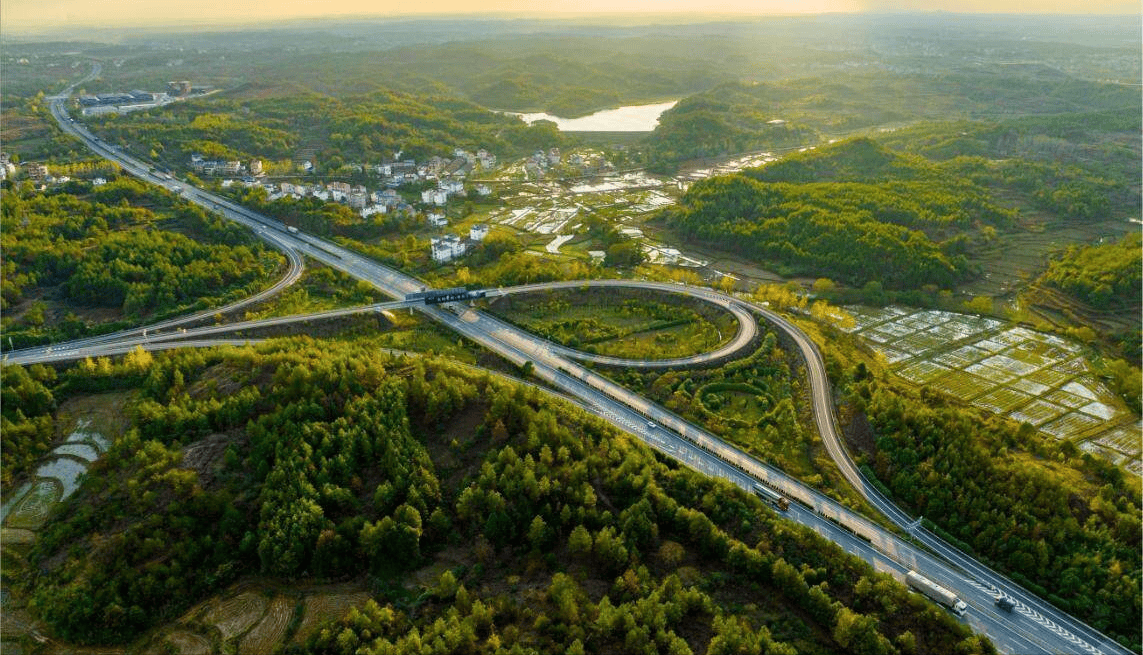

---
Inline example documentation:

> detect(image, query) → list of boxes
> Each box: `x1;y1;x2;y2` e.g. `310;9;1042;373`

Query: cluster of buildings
190;155;256;177
0;153;18;182
2;156;106;188
77;82;205;117
431;224;489;264
79;91;169;116
350;147;497;189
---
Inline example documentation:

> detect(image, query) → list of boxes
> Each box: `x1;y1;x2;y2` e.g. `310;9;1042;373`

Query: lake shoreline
501;100;678;132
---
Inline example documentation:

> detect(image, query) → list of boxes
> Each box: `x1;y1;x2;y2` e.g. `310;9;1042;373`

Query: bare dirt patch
202;591;267;641
162;631;211;655
54;391;134;445
292;591;370;643
239;596;295;654
186;362;251;401
422;402;489;489
181;433;239;488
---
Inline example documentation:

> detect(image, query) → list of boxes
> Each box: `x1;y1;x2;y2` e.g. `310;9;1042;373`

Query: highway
27;74;1135;655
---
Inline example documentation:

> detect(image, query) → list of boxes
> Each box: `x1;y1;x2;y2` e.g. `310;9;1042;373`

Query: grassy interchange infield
484;285;739;361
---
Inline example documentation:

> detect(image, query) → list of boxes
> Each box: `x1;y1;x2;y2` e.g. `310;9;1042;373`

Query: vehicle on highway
646;421;656;429
753;482;790;511
287;226;299;233
996;595;1016;612
906;570;968;616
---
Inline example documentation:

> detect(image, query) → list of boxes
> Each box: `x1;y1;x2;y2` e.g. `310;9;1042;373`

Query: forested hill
1040;232;1143;310
748;137;934;184
90;89;574;173
641;70;1139;170
0;181;284;352
661;139;1017;289
9;342;993;654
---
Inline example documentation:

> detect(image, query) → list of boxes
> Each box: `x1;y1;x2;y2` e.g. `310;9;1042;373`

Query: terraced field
841;306;1141;474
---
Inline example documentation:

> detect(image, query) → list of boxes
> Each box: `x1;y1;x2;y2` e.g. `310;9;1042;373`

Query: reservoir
509;100;677;132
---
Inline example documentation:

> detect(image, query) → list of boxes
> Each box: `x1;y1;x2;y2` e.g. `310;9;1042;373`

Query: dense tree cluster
1040;232;1141;309
1;184;282;347
0;364;57;485
13;341;991;653
665;185;953;290
644;90;817;171
641;69;1138;169
845;374;1141;651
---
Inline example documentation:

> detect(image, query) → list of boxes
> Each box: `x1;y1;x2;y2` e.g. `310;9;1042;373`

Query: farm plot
877;346;913;364
973;337;1011;354
974;387;1033;415
1094;423;1143;456
929;370;993;400
933;345;989;369
164;630;212;655
1010;377;1051;397
1124;458;1142;476
35;457;88;499
841;305;1139;472
202;592;267;641
924;320;986;343
899;312;949;330
6;479;62;530
292;592;371;643
240;596;295;654
978;354;1040;377
1045;389;1090;410
893;330;951;355
1026;367;1071;388
52;443;100;462
1079;401;1118;421
1040;412;1106;440
897;361;952;385
1080;440;1127;464
965;363;1018;385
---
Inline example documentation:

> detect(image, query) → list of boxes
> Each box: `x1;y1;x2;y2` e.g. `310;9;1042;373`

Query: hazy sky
2;0;1137;32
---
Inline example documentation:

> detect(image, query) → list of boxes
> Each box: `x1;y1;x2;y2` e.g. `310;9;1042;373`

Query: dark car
995;596;1015;612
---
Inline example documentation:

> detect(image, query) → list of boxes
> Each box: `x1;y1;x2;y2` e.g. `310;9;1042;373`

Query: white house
421;189;448;206
440;180;464;195
348;191;369;209
431;234;466;263
470;224;489;242
427;213;448;228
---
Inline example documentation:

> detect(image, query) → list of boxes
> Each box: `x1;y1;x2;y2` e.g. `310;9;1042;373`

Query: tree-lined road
23;77;1132;655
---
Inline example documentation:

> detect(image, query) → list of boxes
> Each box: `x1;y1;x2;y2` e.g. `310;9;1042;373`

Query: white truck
752;482;790;511
906;571;967;616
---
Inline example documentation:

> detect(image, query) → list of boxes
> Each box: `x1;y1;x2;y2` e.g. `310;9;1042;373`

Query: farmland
841;306;1140;474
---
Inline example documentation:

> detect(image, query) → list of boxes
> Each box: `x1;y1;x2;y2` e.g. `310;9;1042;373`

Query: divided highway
25;77;1134;655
